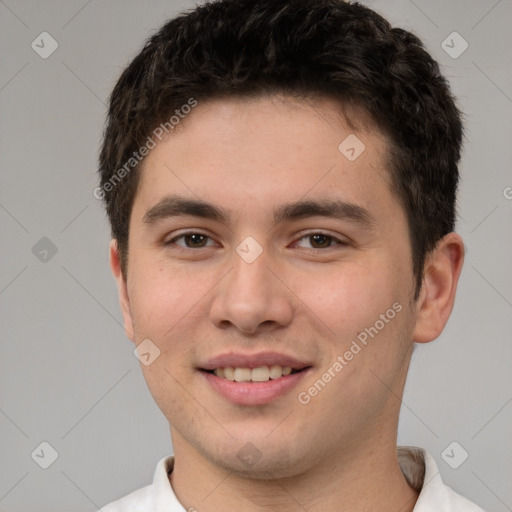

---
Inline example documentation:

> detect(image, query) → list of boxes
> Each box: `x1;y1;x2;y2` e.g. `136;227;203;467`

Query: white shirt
101;446;485;511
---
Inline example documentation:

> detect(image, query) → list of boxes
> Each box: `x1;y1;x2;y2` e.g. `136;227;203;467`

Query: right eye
165;232;218;249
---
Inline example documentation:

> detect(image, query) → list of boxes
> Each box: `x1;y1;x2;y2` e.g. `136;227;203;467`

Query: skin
110;95;464;512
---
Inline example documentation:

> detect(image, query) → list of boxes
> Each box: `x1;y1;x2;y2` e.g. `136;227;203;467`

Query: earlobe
109;239;135;342
412;233;465;343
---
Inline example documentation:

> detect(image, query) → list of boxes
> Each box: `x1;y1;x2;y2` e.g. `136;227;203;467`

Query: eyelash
164;231;347;250
293;232;346;250
165;231;217;249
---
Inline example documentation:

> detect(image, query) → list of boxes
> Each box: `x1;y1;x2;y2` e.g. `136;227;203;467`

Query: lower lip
202;369;310;406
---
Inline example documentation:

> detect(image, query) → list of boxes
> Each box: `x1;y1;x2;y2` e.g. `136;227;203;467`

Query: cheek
293;259;402;339
128;261;200;339
140;363;191;427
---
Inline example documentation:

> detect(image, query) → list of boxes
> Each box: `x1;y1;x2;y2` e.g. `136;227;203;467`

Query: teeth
212;365;294;382
269;364;283;379
234;368;251;382
223;367;235;380
251;366;270;382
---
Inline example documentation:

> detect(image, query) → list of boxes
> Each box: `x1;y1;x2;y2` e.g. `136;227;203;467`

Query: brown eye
166;232;216;248
309;234;332;248
293;232;346;250
183;233;208;247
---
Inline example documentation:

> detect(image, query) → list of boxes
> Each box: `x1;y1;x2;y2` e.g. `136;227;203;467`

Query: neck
169;432;419;512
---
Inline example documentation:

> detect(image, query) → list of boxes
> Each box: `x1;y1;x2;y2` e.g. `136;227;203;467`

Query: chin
204;435;311;480
218;452;307;480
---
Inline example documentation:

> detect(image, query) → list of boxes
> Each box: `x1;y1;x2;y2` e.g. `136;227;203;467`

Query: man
98;0;485;510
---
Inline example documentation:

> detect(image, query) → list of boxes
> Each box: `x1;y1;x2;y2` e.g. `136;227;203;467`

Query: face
112;95;422;478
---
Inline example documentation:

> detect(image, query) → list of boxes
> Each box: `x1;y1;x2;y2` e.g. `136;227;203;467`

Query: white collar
103;446;485;511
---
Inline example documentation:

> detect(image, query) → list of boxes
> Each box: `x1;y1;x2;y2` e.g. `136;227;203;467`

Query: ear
412;233;465;343
109;239;135;343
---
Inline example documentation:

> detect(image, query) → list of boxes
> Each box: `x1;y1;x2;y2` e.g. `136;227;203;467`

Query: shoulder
398;446;486;512
100;484;154;512
442;486;487;512
100;455;177;512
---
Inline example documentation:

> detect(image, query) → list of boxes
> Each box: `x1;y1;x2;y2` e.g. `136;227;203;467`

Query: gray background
1;1;511;511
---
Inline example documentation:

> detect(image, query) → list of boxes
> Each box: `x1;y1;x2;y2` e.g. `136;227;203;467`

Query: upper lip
199;351;312;371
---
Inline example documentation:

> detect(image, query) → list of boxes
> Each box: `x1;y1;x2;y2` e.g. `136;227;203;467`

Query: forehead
133;94;397;222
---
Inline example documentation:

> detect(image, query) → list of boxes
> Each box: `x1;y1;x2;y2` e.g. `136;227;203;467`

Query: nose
209;247;294;335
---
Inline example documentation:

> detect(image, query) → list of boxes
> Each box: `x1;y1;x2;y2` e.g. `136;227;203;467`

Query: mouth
198;352;312;405
203;365;304;382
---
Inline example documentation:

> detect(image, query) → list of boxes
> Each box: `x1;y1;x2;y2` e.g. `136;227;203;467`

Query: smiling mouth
203;365;307;382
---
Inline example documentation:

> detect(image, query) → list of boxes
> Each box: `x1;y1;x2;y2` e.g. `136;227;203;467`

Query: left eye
168;233;216;248
294;233;343;249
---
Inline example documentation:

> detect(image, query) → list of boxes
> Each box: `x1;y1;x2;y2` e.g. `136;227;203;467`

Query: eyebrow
142;194;375;228
143;194;229;224
273;199;375;227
